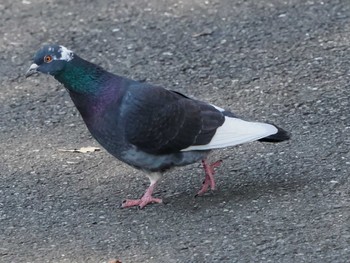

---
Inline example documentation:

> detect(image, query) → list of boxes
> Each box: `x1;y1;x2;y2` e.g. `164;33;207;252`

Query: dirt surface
1;0;350;262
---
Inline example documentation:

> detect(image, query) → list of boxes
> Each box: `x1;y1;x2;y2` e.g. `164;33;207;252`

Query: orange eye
44;55;53;63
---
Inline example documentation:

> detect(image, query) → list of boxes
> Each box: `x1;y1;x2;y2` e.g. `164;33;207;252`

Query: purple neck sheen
68;75;125;122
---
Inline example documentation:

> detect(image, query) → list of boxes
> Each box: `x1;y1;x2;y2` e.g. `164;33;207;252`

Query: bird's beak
25;63;39;78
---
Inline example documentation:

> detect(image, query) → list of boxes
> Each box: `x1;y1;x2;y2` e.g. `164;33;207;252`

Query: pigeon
26;44;290;209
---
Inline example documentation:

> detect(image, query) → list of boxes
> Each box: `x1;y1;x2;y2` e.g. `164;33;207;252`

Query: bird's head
26;44;74;78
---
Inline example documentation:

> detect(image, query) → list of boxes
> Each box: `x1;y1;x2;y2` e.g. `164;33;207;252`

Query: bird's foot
121;182;162;209
122;196;162;209
196;159;222;196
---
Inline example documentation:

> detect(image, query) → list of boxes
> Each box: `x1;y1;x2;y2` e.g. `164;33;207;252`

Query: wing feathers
124;85;282;154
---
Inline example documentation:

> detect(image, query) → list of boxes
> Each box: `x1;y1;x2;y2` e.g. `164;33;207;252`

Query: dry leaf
58;146;101;153
192;28;214;38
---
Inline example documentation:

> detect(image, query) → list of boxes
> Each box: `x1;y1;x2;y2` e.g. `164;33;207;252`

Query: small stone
162;51;173;56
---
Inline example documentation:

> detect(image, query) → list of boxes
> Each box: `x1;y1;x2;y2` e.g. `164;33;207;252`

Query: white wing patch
182;117;278;151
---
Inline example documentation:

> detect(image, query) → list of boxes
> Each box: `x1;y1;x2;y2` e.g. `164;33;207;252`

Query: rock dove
26;44;290;209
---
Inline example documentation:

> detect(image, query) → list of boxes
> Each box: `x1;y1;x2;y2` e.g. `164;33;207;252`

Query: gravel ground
1;0;350;262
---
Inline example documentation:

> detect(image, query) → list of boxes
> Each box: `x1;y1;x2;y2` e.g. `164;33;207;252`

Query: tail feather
259;125;290;143
182;117;281;151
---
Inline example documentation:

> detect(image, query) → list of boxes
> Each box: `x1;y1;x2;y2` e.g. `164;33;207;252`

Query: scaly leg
122;173;162;209
196;159;222;196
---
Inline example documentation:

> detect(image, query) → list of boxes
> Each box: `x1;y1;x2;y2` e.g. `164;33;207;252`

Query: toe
139;198;163;209
121;199;142;208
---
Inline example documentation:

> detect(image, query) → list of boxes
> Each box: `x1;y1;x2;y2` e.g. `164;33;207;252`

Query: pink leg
122;173;162;209
196;159;222;196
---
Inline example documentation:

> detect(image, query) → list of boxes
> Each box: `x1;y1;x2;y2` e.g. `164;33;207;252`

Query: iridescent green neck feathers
54;55;105;95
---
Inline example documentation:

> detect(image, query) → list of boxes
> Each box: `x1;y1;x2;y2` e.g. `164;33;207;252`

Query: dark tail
259;124;290;143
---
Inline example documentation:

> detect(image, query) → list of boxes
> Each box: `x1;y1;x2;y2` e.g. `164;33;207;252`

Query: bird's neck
54;55;106;95
54;55;122;121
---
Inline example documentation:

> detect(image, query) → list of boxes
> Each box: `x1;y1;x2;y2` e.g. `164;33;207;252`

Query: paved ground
1;0;350;262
